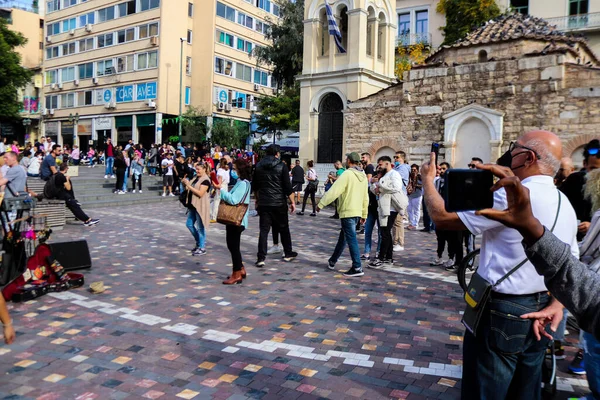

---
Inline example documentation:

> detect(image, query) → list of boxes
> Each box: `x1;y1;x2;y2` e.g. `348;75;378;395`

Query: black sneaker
255;260;265;268
190;246;198;253
343;267;364;277
192;248;206;256
327;261;335;270
357;228;365;235
368;259;383;268
283;251;298;262
383;259;394;266
310;213;316;217
84;219;100;227
296;211;304;216
329;214;339;219
445;264;458;272
360;254;370;261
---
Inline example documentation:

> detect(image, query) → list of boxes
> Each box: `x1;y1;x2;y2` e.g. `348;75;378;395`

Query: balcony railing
396;32;432;48
545;12;600;32
0;0;39;13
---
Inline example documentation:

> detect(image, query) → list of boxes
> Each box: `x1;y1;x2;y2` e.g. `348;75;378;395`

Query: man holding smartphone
421;130;578;400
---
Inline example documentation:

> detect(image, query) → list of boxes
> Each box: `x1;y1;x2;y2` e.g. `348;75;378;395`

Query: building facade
42;0;278;152
0;3;44;145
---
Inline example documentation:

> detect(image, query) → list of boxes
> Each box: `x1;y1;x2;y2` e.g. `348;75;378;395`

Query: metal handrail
545;12;600;31
396;32;432;47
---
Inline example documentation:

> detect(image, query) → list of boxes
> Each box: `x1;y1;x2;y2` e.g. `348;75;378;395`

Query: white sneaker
111;175;115;178
169;193;175;197
430;258;444;266
104;175;108;179
443;259;455;268
393;245;404;252
161;193;166;197
139;190;142;194
132;190;136;193
267;245;282;255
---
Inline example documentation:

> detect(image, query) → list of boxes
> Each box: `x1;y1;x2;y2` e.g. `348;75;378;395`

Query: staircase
68;166;179;209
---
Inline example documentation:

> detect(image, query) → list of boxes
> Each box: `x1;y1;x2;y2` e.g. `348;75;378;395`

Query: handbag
216;181;250;226
307;179;319;192
462;191;562;336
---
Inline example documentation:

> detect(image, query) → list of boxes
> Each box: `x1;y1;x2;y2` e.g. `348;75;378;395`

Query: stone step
80;196;179;209
76;191;168;202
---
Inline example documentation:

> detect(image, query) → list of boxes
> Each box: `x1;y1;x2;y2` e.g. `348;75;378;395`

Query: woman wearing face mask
27;151;44;177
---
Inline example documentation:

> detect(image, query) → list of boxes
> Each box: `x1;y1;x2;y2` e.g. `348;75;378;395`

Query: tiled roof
427;13;593;61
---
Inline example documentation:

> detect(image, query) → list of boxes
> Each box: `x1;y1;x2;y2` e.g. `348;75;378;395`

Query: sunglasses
468;164;476;168
589;148;599;156
509;141;542;160
394;156;400;159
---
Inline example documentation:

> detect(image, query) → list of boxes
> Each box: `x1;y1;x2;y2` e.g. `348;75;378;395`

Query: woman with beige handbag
219;158;252;285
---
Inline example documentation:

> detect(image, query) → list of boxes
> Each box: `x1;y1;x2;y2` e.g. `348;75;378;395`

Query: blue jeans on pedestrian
186;208;206;249
583;331;600;399
462;292;551;400
105;156;114;176
122;167;129;192
364;211;381;255
329;217;361;270
422;197;434;231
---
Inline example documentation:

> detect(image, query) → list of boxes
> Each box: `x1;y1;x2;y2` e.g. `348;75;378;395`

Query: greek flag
325;3;346;54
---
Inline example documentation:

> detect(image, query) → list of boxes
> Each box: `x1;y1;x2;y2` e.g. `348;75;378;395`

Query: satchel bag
216;181;250;226
462;190;562;336
307;179;319;192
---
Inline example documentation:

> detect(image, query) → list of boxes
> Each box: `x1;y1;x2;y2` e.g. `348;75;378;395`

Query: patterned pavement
0;202;590;399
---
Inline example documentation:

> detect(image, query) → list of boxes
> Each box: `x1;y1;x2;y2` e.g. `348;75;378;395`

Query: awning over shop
137;114;155;127
261;137;299;152
115;115;133;128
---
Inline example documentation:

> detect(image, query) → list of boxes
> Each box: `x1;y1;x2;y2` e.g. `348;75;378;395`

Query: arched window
377;12;386;60
319;8;329;56
338;6;348;54
478;50;488;63
366;7;375;57
318;93;344;163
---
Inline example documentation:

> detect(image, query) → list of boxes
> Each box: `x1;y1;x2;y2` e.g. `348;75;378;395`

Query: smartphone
431;142;440;165
443;169;494;212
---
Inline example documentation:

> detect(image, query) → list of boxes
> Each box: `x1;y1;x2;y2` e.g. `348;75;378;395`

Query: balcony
545;12;600;33
396;32;432;48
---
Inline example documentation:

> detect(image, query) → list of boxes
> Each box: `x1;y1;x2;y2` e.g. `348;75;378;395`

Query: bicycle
457;248;480;293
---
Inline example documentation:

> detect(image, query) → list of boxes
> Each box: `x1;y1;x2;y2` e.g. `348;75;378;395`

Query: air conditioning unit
150;36;158;46
272;88;278;95
225;104;232;112
253;84;259;91
92;77;99;85
105;101;116;109
217;101;225;110
74;79;79;86
85;24;93;32
250;105;257;112
57;83;63;90
69;29;75;35
41;108;47;116
147;99;156;108
49;109;55;115
45;36;52;43
50;83;57;90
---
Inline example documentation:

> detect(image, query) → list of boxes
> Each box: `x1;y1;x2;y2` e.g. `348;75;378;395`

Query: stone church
299;3;600;170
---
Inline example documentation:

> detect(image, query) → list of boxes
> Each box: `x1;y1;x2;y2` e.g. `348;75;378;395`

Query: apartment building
0;1;44;144
42;0;277;151
396;0;600;54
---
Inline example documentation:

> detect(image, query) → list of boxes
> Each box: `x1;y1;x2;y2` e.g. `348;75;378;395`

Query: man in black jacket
253;144;297;267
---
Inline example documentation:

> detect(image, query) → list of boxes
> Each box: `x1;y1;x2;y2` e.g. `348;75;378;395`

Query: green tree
0;18;33;120
254;0;304;88
436;0;501;45
181;106;207;143
255;85;300;133
210;120;245;149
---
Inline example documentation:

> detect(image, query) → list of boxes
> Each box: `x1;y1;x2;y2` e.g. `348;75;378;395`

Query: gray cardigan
524;228;600;339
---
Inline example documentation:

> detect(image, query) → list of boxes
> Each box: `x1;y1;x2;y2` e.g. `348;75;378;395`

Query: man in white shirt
43;137;55;155
422;130;578;400
161;153;175;197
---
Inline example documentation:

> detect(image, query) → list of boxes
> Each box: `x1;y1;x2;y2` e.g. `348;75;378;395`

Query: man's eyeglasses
509;141;542;160
394;156;400;159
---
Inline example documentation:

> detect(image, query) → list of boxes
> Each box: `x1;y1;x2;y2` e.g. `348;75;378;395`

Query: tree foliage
210;121;246;149
254;0;304;88
181;106;208;143
0;18;34;120
436;0;501;45
255;85;300;133
395;43;430;80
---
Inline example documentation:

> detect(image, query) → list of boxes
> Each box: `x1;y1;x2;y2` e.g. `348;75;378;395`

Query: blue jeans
422;196;434;231
363;211;381;255
122;167;129;191
462;292;551;400
186;208;206;249
150;167;156;175
329;217;361;270
105;156;114;175
584;331;600;400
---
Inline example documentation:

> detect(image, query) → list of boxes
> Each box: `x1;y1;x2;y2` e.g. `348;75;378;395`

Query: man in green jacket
317;152;369;277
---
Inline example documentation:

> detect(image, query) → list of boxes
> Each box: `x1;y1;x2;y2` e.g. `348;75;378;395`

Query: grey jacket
524;228;600;339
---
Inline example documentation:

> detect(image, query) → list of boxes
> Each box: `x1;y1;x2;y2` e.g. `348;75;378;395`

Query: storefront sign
61;121;75;136
0;123;14;136
116;85;134;103
45;121;59;136
136;82;157;101
218;89;228;103
103;89;113;103
95;117;112;130
77;119;92;135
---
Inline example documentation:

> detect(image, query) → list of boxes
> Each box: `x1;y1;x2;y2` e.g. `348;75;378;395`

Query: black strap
494;190;562;288
5;181;17;197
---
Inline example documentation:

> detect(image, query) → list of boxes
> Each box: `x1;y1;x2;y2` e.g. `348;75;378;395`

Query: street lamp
69;112;79;147
178;37;185;140
22;118;31;144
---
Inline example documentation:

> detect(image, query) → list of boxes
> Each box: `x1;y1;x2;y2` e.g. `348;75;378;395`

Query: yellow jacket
318;167;369;219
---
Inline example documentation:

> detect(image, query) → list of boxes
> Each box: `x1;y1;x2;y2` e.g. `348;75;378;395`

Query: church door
317;93;344;163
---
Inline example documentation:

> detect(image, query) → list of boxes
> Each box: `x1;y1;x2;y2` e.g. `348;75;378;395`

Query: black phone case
443;169;494;212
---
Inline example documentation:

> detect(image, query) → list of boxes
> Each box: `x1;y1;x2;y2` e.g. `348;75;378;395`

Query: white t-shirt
457;175;579;295
217;168;230;190
161;159;174;175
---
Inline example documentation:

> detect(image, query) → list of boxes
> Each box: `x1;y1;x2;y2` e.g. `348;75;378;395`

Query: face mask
231;171;239;180
394;161;400;167
497;150;527;170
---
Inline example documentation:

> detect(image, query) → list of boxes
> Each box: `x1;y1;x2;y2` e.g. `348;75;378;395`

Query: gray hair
524;139;561;176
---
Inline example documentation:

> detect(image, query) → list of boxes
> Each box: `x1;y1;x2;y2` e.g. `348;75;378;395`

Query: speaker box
49;240;92;271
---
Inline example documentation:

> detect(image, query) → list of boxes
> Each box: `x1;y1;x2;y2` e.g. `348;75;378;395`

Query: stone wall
343;53;600;163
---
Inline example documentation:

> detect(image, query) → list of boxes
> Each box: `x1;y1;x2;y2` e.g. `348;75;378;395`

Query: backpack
43;174;61;199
